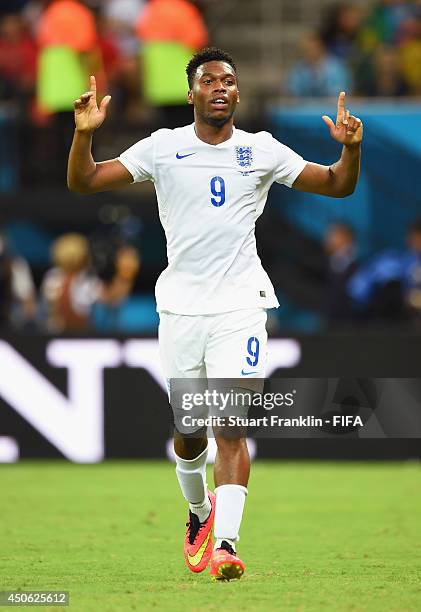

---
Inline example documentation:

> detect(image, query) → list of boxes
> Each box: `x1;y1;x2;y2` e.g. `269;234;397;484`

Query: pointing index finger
90;75;97;93
336;91;346;125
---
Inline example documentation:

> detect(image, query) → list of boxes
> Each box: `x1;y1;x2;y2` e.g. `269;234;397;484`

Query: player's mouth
209;97;229;110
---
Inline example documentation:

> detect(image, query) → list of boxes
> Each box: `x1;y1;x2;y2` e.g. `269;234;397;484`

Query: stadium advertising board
0;336;420;462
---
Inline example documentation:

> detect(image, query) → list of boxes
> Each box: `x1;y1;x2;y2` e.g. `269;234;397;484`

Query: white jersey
118;124;307;315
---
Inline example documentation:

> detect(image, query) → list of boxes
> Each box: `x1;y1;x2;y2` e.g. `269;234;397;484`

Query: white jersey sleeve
271;136;307;188
118;135;154;183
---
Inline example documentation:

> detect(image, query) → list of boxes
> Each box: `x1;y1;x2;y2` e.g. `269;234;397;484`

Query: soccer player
67;47;363;581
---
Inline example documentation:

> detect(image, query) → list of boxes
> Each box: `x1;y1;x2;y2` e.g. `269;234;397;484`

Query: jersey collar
190;123;236;148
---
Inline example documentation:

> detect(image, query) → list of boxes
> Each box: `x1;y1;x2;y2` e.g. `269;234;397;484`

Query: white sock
175;446;211;523
214;484;248;551
190;497;212;524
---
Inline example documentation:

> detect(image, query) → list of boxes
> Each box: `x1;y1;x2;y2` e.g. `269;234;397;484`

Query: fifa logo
236;146;253;168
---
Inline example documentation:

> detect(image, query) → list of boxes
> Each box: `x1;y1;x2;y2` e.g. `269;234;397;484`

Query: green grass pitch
1;461;421;611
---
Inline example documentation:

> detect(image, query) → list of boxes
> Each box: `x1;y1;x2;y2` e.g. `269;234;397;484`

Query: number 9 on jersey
210;176;226;207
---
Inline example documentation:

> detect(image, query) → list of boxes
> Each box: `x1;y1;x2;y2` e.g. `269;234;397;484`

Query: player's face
188;61;239;127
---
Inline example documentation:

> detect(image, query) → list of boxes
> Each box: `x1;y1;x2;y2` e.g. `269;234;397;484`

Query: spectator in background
103;0;145;66
324;222;359;325
352;1;418;96
41;233;99;332
286;32;352;97
93;244;141;330
136;0;208;127
348;220;421;324
321;2;363;61
359;0;413;51
104;0;145;57
102;0;145;120
403;219;421;323
95;11;125;99
399;13;421;94
0;13;37;106
356;44;409;96
36;0;100;182
0;231;36;330
0;12;38;184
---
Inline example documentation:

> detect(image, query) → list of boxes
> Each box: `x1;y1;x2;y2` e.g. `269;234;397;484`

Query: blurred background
0;0;420;462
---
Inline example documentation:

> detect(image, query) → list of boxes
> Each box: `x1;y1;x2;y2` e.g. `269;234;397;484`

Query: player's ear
187;90;193;105
237;91;240;104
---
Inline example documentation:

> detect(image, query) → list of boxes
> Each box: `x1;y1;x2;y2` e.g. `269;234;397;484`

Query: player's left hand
322;92;363;147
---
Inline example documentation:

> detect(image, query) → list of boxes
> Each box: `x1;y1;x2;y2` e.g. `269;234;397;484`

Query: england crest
235;146;253;168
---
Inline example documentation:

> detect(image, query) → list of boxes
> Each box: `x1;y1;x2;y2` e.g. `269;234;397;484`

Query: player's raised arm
67;76;133;194
292;91;363;198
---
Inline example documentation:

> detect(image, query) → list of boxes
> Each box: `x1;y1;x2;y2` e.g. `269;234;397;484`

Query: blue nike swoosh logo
176;152;197;159
241;369;258;376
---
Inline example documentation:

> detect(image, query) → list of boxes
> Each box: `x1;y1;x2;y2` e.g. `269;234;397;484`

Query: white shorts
158;308;267;379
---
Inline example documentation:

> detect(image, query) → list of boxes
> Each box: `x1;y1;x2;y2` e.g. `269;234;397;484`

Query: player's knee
214;434;247;457
173;431;207;460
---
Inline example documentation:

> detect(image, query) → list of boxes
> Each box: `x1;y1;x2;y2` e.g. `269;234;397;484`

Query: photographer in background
348;219;421;325
324;222;359;326
91;239;141;330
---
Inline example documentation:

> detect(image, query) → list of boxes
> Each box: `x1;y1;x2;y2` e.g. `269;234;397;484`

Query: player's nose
213;82;226;93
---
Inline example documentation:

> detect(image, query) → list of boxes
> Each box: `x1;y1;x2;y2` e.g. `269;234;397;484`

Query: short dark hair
186;47;237;89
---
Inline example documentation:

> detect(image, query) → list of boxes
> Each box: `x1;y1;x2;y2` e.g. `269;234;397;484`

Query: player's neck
193;119;234;146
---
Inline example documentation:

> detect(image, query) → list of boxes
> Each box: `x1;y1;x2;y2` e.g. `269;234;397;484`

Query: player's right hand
74;75;111;134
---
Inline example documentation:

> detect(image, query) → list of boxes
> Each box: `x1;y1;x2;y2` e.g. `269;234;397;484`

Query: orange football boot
184;491;216;573
209;541;245;581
